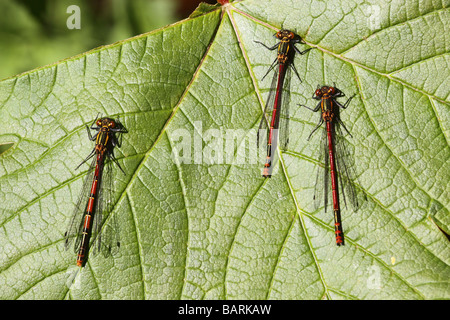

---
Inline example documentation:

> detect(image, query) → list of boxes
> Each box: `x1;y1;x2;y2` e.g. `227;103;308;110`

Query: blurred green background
0;0;216;80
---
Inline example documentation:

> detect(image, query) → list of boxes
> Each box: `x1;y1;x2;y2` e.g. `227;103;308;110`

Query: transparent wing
312;127;330;212
101;209;121;258
312;121;360;213
91;164;103;256
91;158;120;258
334;122;360;211
278;66;292;151
64;156;96;254
101;158;121;257
257;64;293;175
257;67;278;150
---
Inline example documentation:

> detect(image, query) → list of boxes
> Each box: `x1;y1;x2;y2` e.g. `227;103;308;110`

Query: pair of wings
64;155;121;259
311;120;360;213
257;66;292;156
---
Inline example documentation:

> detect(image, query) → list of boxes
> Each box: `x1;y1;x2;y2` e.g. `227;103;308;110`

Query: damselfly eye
329;87;335;94
275;31;282;39
96;119;102;126
315;89;322;96
109;121;116;128
288;32;294;39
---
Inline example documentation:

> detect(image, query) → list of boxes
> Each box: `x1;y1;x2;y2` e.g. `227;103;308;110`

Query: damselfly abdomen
64;115;127;266
256;29;312;178
301;85;358;246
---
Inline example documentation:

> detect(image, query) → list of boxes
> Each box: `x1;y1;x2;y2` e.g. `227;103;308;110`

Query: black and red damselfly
301;85;358;246
256;29;312;178
64;115;127;267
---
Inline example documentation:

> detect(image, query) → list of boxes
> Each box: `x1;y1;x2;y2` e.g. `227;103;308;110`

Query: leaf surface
0;0;449;300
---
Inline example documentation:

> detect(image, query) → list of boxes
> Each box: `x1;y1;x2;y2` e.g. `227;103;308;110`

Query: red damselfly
64;115;127;266
301;85;358;246
256;29;312;177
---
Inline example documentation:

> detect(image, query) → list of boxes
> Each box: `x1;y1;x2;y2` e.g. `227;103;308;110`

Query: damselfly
301;85;358;246
64;115;127;266
256;29;312;177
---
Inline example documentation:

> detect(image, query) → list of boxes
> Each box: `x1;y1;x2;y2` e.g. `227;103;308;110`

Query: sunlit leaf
0;0;448;300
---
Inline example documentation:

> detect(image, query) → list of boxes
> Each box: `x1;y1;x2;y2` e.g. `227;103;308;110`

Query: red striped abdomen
76;153;105;266
326;121;344;245
263;63;287;178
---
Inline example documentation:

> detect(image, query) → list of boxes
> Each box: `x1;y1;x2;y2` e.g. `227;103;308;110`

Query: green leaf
0;0;449;300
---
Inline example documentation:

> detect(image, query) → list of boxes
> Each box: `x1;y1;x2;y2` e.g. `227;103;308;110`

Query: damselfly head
275;29;295;40
97;118;117;128
316;85;337;96
321;86;330;94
